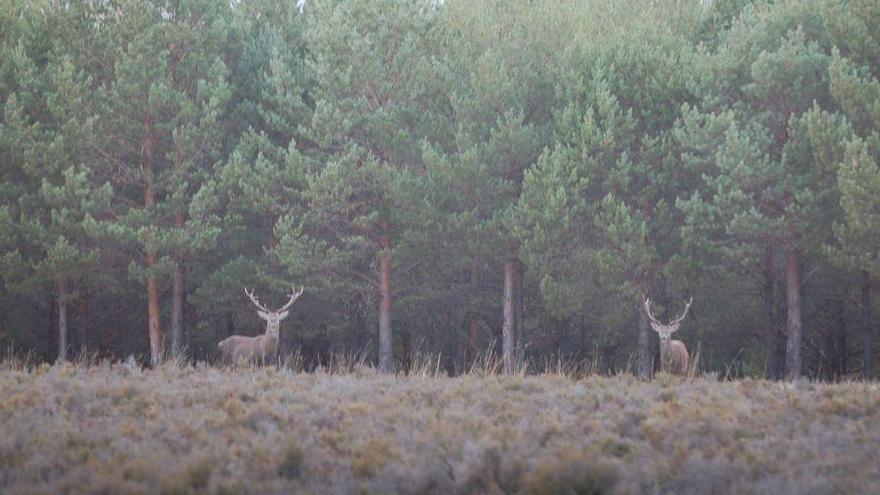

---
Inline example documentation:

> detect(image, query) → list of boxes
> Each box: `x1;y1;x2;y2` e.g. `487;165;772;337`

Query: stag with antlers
218;286;304;365
644;296;692;376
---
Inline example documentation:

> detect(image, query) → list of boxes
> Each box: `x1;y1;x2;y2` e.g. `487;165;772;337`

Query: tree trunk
835;297;848;379
502;259;516;373
48;293;57;360
763;247;778;379
143;126;162;367
78;280;89;352
402;327;412;372
56;277;68;363
637;304;652;379
378;232;393;373
467;262;479;364
147;261;162;367
784;251;802;380
170;210;186;359
469;313;478;361
267;214;278;251
348;295;366;355
514;260;524;369
171;258;185;359
862;271;873;379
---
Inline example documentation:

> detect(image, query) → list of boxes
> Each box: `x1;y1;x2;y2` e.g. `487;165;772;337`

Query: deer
643;296;692;376
218;286;304;365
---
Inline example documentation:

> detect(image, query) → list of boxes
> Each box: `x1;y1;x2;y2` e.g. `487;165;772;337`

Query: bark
378;233;392;373
171;210;186;359
348;295;366;355
48;293;57;359
467;262;479;364
226;312;235;338
469;313;478;361
502;259;516;373
146;261;162;367
514;260;524;369
56;277;68;363
834;297;847;379
171;258;185;359
637;305;652;379
763;247;778;379
402;328;412;372
784;251;802;380
862;271;873;379
267;214;278;251
143;126;163;367
78;280;89;351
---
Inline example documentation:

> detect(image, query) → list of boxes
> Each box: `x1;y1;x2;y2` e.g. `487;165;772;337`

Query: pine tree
63;0;233;365
678;0;846;380
285;0;452;372
515;1;700;378
822;0;880;378
0;2;111;361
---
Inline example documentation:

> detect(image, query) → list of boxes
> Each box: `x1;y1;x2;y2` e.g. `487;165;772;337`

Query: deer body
660;339;689;375
644;297;693;376
218;286;303;365
218;333;279;365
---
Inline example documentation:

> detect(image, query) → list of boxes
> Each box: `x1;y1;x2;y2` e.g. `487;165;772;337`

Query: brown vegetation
0;360;878;494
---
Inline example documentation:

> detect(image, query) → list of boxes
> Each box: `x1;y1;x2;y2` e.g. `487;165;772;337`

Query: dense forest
0;0;877;380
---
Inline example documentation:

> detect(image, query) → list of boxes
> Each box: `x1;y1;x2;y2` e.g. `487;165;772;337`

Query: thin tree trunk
48;293;57;360
763;247;778;379
637;304;651;379
467;262;479;364
170;210;185;359
78;280;89;352
378;232;392;373
402;327;412;372
514;260;524;369
784;251;802;380
171;258;185;359
143;126;162;367
469;313;478;361
267;214;278;251
56;277;68;363
862;271;873;379
835;297;847;379
502;259;516;373
146;260;162;367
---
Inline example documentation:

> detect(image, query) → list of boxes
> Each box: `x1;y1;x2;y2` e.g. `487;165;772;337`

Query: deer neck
264;320;280;337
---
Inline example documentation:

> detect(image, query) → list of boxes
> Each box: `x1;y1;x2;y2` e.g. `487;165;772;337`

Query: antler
244;287;270;312
643;296;662;326
277;285;304;312
669;297;693;327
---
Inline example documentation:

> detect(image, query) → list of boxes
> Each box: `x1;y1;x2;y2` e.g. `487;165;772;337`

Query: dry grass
1;360;878;495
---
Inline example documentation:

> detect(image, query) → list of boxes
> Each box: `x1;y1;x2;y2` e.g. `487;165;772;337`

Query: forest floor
0;360;878;495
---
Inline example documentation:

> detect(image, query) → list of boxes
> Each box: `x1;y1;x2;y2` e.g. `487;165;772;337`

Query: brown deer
218;286;304;365
643;296;692;375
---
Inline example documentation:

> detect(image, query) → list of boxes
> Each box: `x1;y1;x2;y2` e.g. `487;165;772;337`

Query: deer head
643;296;692;375
244;286;304;336
643;296;692;343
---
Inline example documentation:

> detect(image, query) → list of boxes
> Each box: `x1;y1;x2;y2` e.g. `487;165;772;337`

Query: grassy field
0;361;878;495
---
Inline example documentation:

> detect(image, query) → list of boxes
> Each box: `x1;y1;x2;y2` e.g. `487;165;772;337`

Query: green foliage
0;0;877;378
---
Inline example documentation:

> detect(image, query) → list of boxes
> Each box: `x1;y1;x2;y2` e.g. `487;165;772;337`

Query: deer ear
278;311;289;320
258;311;270;321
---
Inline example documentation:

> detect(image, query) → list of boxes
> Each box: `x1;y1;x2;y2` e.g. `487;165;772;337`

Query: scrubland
0;360;878;495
